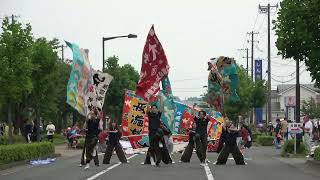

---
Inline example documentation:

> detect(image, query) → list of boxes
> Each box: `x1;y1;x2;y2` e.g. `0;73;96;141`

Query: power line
271;68;306;83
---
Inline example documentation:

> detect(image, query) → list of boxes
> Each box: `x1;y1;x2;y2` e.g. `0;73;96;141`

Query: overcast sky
0;0;313;99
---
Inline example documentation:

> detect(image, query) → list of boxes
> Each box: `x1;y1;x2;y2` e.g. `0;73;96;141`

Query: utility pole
259;3;278;124
238;48;250;75
247;31;259;125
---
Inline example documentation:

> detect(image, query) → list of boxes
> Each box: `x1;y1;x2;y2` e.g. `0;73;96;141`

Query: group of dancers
80;99;246;170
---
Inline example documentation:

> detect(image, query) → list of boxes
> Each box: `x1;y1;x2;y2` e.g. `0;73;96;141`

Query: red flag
136;25;170;101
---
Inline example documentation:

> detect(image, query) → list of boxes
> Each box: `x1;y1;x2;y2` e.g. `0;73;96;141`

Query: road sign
288;123;303;134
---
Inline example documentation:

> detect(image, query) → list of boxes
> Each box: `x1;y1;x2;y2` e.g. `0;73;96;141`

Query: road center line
87;154;138;180
204;164;214;180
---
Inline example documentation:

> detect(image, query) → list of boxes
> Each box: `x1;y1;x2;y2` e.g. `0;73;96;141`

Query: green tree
103;56;139;123
51;60;72;133
28;38;59;141
0;17;34;143
274;0;320;86
301;98;320;119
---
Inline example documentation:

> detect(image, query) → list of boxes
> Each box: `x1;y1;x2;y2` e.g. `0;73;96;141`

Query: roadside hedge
314;147;320;161
0;135;26;145
257;136;274;146
281;140;305;155
0;142;54;164
252;133;262;142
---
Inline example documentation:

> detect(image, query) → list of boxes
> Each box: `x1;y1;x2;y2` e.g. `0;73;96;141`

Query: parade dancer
103;120;128;164
160;122;174;164
83;110;102;169
143;96;164;167
180;122;196;162
215;121;246;165
194;109;210;166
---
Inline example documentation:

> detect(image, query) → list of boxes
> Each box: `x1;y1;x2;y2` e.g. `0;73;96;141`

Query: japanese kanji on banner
66;41;93;116
136;25;170;101
87;70;113;113
128;98;148;135
121;90;149;149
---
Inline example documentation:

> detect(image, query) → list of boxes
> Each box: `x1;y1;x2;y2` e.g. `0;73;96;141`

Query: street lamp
102;34;137;71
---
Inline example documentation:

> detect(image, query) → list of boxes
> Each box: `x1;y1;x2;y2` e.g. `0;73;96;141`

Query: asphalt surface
1;146;319;180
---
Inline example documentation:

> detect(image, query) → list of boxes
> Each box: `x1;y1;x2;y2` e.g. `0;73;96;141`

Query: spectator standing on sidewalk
303;116;313;158
46;121;55;143
281;118;289;141
267;122;274;136
274;119;282;149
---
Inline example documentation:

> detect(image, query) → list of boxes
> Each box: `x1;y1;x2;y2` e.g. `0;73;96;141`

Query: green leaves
0;18;72;132
0;17;34;103
103;56;139;122
301;98;320;118
274;0;320;86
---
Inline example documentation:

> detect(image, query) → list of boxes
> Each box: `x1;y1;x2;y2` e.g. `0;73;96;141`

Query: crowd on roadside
266;116;319;157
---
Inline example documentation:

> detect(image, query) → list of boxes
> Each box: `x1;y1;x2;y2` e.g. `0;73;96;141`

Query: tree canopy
274;0;320;86
103;56;140;123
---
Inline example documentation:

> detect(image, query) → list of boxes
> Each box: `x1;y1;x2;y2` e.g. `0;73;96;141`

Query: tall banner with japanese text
87;70;113;113
255;59;263;126
121;90;149;148
136;25;170;101
66;41;92;116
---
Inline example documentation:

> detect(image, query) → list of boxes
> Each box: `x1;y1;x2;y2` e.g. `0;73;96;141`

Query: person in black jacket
83;110;102;170
24;120;33;143
215;120;245;165
160;122;173;164
180;122;197;162
143;96;164;166
194;110;210;166
103;120;127;164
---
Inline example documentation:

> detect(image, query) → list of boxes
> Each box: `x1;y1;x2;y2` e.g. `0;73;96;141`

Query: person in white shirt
303;116;313;157
46;122;55;143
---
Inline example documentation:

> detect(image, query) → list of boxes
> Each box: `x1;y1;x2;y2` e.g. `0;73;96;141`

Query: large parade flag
121;90;149;148
87;70;113;113
152;77;176;133
136;25;170;101
66;42;93;116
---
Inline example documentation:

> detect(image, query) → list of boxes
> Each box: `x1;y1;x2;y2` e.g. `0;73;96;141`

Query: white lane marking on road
204;164;214;180
87;154;138;180
228;157;252;160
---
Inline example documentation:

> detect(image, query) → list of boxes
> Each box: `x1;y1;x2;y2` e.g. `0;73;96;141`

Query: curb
306;159;320;166
0;153;61;171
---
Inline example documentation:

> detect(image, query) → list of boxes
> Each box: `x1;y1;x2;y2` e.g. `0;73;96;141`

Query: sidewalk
54;144;82;158
274;156;320;178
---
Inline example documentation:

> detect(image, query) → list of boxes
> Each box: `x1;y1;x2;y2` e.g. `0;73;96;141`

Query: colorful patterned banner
66;42;92;116
121;90;149;149
173;102;185;134
136;25;170;101
152;77;176;132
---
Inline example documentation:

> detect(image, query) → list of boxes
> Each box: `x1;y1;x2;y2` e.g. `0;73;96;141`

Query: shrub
252;132;262;142
314;147;320;161
282;140;305;155
257;136;274;146
0;135;26;145
0;142;54;164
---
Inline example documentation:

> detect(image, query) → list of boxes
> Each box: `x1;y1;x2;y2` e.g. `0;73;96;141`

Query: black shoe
156;162;161;167
103;161;110;164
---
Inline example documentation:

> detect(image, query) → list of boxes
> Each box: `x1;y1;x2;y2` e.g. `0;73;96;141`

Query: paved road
1;146;319;180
